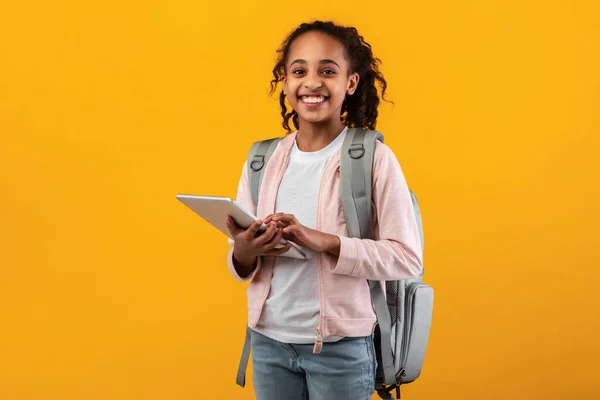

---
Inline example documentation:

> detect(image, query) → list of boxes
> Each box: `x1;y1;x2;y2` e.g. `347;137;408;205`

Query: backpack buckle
250;155;265;171
348;143;365;159
396;368;406;384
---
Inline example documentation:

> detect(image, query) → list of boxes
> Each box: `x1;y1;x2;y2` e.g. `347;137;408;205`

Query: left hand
263;213;340;255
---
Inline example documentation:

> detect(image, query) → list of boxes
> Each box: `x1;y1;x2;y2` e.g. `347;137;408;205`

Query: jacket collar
277;131;297;154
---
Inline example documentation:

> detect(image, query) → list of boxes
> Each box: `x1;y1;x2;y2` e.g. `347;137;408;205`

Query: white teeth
302;96;325;103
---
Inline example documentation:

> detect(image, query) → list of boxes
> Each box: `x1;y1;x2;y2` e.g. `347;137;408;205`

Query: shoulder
374;139;394;157
373;139;401;170
371;139;409;189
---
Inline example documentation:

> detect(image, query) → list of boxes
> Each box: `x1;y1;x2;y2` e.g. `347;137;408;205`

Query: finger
253;222;278;246
281;230;294;241
263;228;283;249
264;213;284;224
267;219;289;229
266;243;292;256
283;225;298;235
274;214;299;225
275;221;288;229
283;225;304;242
246;219;265;237
225;216;243;237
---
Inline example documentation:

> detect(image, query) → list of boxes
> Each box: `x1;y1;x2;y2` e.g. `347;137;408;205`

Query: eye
322;69;336;75
292;69;305;75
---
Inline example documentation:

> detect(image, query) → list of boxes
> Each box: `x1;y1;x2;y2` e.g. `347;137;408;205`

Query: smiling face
281;31;359;130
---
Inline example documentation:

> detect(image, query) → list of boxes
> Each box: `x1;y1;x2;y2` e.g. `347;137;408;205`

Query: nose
303;71;323;91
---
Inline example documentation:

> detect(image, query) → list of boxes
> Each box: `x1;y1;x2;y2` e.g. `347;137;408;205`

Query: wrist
232;250;257;278
323;232;341;256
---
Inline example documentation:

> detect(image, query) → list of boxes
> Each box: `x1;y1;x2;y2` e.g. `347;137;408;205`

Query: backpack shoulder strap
235;327;252;387
247;137;283;208
340;128;396;385
340;127;384;240
236;137;282;389
340;128;424;255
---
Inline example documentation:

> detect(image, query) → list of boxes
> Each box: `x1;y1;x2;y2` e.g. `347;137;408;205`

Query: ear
281;75;288;95
346;72;360;96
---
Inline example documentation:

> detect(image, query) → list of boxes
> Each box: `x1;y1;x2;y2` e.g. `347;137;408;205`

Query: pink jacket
227;131;423;353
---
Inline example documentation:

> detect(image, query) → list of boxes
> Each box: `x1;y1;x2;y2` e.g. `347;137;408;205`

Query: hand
225;216;292;259
263;213;340;255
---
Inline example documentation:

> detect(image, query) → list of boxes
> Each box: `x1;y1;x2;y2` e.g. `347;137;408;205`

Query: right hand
225;216;292;258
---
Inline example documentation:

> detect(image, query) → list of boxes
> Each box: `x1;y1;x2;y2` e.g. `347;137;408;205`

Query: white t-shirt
254;127;348;344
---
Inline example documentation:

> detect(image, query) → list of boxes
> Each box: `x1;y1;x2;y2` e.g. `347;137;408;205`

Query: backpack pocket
398;283;434;383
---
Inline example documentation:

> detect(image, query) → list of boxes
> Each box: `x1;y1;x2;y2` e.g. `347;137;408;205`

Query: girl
225;20;423;400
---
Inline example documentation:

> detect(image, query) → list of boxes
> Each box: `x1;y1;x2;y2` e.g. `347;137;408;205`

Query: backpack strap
247;138;282;209
340;128;383;239
236;137;282;388
340;127;424;252
370;280;397;385
235;327;252;387
340;128;397;385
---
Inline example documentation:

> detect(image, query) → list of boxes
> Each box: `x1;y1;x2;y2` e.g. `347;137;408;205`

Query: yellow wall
1;1;599;399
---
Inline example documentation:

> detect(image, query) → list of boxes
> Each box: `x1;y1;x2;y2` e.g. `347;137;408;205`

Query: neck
295;119;346;152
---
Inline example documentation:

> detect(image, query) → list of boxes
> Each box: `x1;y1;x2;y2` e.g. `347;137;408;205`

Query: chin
297;112;331;124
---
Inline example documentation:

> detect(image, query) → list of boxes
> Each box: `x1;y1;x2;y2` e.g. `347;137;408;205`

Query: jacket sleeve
226;162;263;282
330;142;424;280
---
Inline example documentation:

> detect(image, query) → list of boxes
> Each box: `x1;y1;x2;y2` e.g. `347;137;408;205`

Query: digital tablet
176;194;307;260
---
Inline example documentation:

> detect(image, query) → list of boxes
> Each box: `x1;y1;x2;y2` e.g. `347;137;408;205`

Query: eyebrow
289;59;341;68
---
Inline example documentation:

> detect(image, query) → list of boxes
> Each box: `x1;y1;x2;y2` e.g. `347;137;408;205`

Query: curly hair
269;20;390;133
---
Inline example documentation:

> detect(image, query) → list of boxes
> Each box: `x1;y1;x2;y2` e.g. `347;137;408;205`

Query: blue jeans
250;329;376;400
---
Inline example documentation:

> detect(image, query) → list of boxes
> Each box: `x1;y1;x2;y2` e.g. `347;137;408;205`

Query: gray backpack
235;128;434;400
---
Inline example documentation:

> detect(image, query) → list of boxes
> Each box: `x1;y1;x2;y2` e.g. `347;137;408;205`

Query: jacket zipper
253;151;291;327
313;155;339;354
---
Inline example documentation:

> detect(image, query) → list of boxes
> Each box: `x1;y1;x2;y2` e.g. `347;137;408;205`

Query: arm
330;142;424;280
226;163;261;282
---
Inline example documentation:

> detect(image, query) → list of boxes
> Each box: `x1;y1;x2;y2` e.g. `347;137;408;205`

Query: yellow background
1;1;599;399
